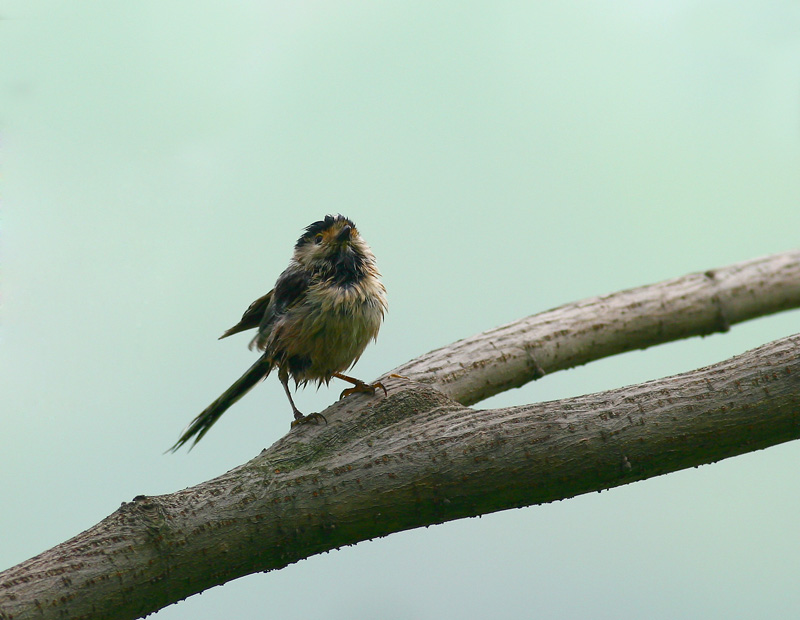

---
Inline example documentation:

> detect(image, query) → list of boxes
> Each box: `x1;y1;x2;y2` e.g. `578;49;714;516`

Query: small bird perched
169;214;387;452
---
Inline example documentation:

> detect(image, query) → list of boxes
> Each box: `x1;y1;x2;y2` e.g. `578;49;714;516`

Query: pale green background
2;2;800;618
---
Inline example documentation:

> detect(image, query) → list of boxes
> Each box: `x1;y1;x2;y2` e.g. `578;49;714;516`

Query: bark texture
1;250;799;620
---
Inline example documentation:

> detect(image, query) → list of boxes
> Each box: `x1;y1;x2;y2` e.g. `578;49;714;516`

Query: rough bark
1;250;799;620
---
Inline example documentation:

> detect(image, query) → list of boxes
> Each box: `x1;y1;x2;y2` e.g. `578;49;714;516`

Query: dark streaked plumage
169;215;387;452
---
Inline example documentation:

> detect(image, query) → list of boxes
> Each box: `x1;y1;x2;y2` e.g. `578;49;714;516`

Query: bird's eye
314;234;323;245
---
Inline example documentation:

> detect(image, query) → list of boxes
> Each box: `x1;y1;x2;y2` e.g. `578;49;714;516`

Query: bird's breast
275;276;386;381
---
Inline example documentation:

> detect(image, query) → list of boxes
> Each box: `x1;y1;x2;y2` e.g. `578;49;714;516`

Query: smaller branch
393;250;800;405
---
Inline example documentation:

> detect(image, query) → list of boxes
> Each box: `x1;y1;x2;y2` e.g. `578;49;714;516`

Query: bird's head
293;214;375;283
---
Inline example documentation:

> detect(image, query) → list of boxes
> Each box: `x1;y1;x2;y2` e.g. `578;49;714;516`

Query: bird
169;214;387;452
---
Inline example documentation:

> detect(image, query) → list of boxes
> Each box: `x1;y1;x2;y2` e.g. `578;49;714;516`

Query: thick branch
1;251;799;620
394;250;800;405
2;335;799;620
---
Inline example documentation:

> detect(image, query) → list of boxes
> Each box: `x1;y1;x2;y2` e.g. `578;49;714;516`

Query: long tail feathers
168;356;274;453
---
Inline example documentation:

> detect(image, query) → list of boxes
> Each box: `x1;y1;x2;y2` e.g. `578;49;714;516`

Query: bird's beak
336;225;352;243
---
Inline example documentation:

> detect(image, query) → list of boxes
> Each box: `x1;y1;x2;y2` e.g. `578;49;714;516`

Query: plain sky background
2;2;800;618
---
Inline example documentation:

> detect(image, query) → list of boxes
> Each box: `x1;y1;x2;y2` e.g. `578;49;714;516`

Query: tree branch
1;251;799;620
395;250;800;405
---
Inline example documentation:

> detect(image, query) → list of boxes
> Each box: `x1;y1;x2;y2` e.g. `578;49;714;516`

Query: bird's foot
290;411;328;428
339;380;387;400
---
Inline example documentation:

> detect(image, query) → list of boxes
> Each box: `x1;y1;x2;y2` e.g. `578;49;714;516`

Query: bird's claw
339;380;387;400
290;412;328;428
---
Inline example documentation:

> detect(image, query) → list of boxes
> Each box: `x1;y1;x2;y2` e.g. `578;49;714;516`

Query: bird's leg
334;372;387;400
281;373;326;428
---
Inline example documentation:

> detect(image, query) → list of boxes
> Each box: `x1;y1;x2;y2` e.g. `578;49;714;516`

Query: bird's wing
218;290;274;339
270;266;312;315
247;267;313;351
